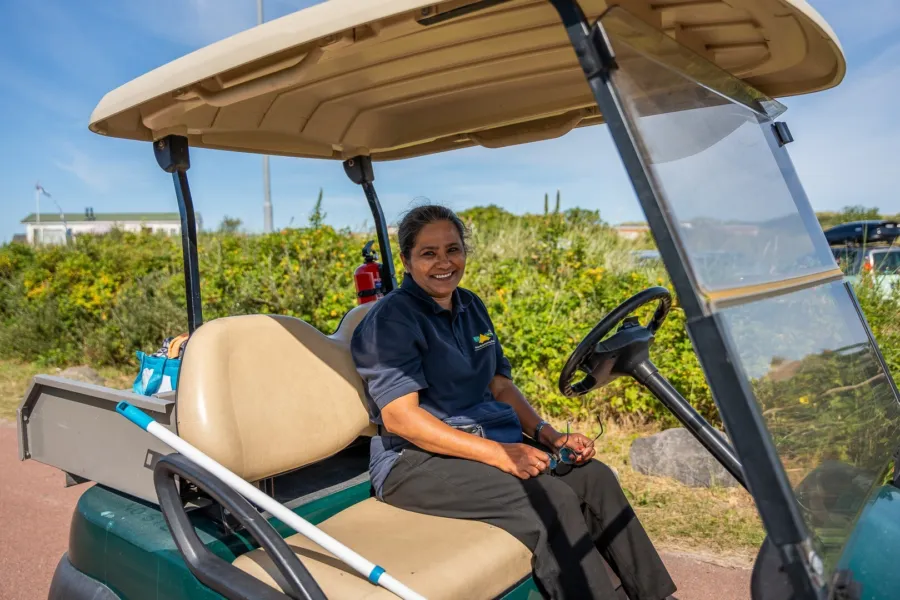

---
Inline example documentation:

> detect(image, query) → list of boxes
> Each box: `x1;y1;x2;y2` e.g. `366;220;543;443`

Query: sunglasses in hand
545;417;604;475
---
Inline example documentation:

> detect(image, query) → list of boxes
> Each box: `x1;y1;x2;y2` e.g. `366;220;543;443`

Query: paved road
0;421;750;600
0;422;89;600
661;552;751;600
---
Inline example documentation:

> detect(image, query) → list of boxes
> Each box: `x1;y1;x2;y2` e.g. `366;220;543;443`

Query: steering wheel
559;287;672;397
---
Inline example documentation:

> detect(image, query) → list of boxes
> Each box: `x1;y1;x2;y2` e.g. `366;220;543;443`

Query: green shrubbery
1;205;898;427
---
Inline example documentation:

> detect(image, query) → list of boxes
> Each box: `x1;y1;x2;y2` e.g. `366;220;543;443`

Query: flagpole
258;0;273;234
35;184;41;245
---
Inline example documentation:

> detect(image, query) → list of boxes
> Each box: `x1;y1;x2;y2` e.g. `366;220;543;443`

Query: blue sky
1;0;898;243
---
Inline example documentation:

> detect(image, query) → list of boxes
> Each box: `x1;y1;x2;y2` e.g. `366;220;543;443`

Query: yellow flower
26;282;47;299
330;310;338;317
798;396;810;405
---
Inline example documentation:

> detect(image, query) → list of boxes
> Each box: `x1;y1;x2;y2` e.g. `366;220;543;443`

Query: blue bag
133;351;181;396
160;358;181;393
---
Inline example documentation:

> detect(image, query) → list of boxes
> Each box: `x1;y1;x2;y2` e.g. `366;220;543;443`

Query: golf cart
16;1;900;599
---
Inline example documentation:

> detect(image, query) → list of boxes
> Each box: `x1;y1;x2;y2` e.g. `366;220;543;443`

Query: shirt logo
473;331;495;351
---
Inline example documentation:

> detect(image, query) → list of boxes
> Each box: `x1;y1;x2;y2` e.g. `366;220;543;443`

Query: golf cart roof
88;0;845;161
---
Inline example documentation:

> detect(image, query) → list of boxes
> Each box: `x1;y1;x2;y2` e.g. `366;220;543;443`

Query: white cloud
54;149;111;193
123;0;324;49
131;0;255;47
807;0;900;45
19;2;118;84
783;41;900;215
52;143;151;194
0;58;87;126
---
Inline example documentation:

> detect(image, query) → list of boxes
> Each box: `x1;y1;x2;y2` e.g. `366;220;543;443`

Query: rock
629;427;738;488
59;366;106;387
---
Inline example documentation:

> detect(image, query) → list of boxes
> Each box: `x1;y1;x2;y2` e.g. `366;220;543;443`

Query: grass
553;418;765;562
0;358;764;560
0;359;133;421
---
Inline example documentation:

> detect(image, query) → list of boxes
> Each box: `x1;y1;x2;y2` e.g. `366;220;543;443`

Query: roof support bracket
773;121;794;146
154;135;203;333
343;155;397;293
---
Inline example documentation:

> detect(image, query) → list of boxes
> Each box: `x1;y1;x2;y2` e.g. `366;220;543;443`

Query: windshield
601;6;900;578
600;9;837;297
720;281;900;570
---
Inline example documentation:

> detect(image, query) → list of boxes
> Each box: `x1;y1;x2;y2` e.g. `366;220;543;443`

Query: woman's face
402;220;466;301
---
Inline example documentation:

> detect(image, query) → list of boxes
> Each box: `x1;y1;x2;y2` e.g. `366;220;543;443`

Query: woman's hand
493;443;552;479
544;429;597;464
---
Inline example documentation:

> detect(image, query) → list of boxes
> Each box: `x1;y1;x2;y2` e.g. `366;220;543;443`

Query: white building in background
614;223;650;240
19;210;201;245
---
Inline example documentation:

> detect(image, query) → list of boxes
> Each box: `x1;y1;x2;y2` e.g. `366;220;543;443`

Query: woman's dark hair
397;204;470;259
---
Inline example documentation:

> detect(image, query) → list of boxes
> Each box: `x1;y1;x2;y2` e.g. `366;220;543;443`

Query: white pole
116;402;426;600
263;155;272;232
35;186;41;245
51;197;70;245
258;0;273;234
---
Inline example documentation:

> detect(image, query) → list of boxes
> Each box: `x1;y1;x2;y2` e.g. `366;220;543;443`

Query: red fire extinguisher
354;240;383;305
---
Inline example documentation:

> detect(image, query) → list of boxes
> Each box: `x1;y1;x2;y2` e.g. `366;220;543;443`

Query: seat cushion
233;498;533;599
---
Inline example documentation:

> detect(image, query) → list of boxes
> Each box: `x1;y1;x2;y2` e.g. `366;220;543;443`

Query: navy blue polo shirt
350;273;522;498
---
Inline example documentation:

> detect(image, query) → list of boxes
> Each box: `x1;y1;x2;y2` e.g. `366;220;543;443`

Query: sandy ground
0;421;751;600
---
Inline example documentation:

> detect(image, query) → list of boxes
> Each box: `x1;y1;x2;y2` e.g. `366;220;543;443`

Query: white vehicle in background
827;220;900;297
844;246;900;297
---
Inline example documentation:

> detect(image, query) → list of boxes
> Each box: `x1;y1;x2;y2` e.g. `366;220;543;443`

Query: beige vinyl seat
175;303;533;599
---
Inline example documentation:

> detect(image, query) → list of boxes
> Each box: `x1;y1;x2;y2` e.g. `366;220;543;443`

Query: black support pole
632;361;745;488
343;155;397;292
154;135;203;333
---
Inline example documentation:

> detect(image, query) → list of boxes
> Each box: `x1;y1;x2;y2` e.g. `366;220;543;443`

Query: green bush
1;212;898;428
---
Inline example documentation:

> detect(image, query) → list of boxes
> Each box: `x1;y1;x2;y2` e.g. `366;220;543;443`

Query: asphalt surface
0;421;750;600
0;421;89;600
661;552;751;600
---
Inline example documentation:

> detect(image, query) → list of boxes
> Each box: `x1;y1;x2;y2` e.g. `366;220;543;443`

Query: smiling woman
349;204;678;599
397;205;470;309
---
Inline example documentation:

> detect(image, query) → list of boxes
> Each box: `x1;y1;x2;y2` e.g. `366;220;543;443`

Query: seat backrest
176;303;376;482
